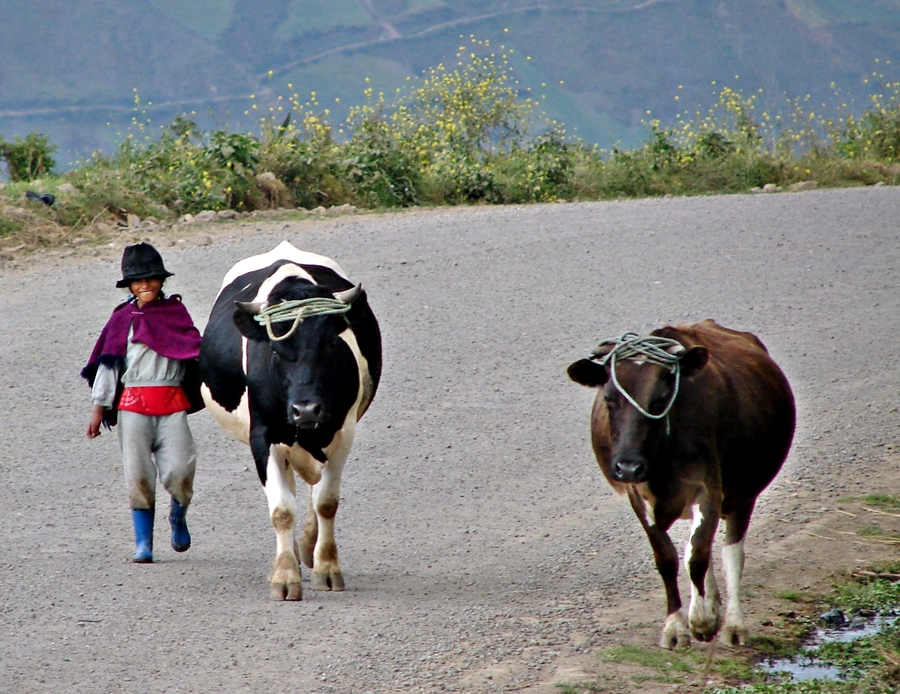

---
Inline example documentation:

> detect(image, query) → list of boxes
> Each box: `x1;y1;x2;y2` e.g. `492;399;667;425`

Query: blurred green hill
3;0;900;163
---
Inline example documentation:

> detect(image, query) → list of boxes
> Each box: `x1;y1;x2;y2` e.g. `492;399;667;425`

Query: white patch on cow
264;447;302;595
632;483;657;527
338;327;373;419
201;383;250;444
720;540;748;644
687;502;703;536
200;336;252;443
220;240;349;290
642;495;656;527
279;443;323;487
251;263;316;303
685;503;721;639
265;448;298;524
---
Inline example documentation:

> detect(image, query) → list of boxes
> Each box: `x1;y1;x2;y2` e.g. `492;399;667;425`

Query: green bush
0;131;57;182
341;110;420;207
257;118;349;209
68;153;167;220
122;116;260;212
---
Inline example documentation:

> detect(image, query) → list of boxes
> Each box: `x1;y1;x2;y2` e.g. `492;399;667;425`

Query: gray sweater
91;329;186;409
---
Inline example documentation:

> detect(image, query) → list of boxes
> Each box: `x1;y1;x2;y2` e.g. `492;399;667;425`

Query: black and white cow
200;241;381;600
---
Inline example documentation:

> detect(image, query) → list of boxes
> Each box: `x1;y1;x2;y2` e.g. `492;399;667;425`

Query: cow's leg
264;446;302;601
285;447;323;571
299;485;317;569
719;501;755;645
685;501;721;641
308;454;346;591
307;425;354;591
627;488;690;649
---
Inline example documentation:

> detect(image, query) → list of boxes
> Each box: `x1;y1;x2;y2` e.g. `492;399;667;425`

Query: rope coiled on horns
253;297;351;341
589;331;686;429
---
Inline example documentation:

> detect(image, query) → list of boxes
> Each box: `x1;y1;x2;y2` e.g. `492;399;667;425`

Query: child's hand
86;406;104;439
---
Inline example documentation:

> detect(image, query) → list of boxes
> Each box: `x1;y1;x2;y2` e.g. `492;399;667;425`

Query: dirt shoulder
515;448;900;694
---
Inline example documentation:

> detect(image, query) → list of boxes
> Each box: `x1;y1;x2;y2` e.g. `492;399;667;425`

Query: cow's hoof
660;631;691;649
688;620;720;643
720;624;748;646
689;616;720;643
270;582;303;601
661;613;692;649
689;604;720;643
310;571;344;591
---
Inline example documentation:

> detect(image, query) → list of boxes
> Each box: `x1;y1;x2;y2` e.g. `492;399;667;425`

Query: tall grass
4;40;900;248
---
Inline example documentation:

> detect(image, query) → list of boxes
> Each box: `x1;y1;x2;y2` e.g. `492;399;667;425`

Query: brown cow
567;320;795;648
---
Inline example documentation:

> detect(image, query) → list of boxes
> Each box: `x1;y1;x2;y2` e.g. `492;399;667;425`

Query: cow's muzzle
612;454;649;483
289;400;326;428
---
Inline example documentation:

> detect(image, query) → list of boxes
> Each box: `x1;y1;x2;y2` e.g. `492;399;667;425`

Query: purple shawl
82;295;202;386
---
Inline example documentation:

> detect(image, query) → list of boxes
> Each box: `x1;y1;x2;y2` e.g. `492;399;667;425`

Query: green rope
590;331;686;431
253;297;351;342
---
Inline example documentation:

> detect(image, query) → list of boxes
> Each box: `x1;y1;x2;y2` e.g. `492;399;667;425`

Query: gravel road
1;187;899;693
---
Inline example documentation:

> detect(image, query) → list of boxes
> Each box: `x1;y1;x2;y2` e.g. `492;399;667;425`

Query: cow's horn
334;283;362;304
589;342;616;360
234;300;267;315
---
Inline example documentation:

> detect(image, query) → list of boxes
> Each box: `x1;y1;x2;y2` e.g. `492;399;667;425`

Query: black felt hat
116;243;174;288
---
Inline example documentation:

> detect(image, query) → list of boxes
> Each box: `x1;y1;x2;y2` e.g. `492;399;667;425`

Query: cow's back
660;320;795;509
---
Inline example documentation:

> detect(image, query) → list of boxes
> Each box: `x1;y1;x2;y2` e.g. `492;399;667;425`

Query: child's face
130;277;163;307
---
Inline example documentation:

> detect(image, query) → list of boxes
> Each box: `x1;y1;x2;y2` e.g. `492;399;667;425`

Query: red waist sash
118;386;190;416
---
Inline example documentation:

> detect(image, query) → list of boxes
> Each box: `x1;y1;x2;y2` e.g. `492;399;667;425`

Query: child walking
82;243;203;563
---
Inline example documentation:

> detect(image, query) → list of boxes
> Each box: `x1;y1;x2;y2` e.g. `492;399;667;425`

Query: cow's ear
233;301;268;341
680;346;709;379
567;359;608;387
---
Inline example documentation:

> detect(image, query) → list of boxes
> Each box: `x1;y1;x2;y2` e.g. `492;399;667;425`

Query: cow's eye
604;396;618;410
271;351;286;364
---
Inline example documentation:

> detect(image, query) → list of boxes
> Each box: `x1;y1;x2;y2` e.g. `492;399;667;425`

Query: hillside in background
3;0;900;165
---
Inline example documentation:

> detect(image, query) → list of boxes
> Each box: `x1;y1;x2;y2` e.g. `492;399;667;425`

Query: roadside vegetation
552;564;900;694
708;562;900;694
3;38;900;254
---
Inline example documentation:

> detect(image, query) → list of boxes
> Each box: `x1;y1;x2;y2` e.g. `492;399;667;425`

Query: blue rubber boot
132;508;154;563
169;498;191;552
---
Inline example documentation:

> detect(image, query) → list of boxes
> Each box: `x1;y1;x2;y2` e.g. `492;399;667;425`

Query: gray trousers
117;410;196;510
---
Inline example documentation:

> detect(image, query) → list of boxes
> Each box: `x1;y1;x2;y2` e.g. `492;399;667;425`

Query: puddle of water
760;612;897;682
815;613;896;644
761;657;843;682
